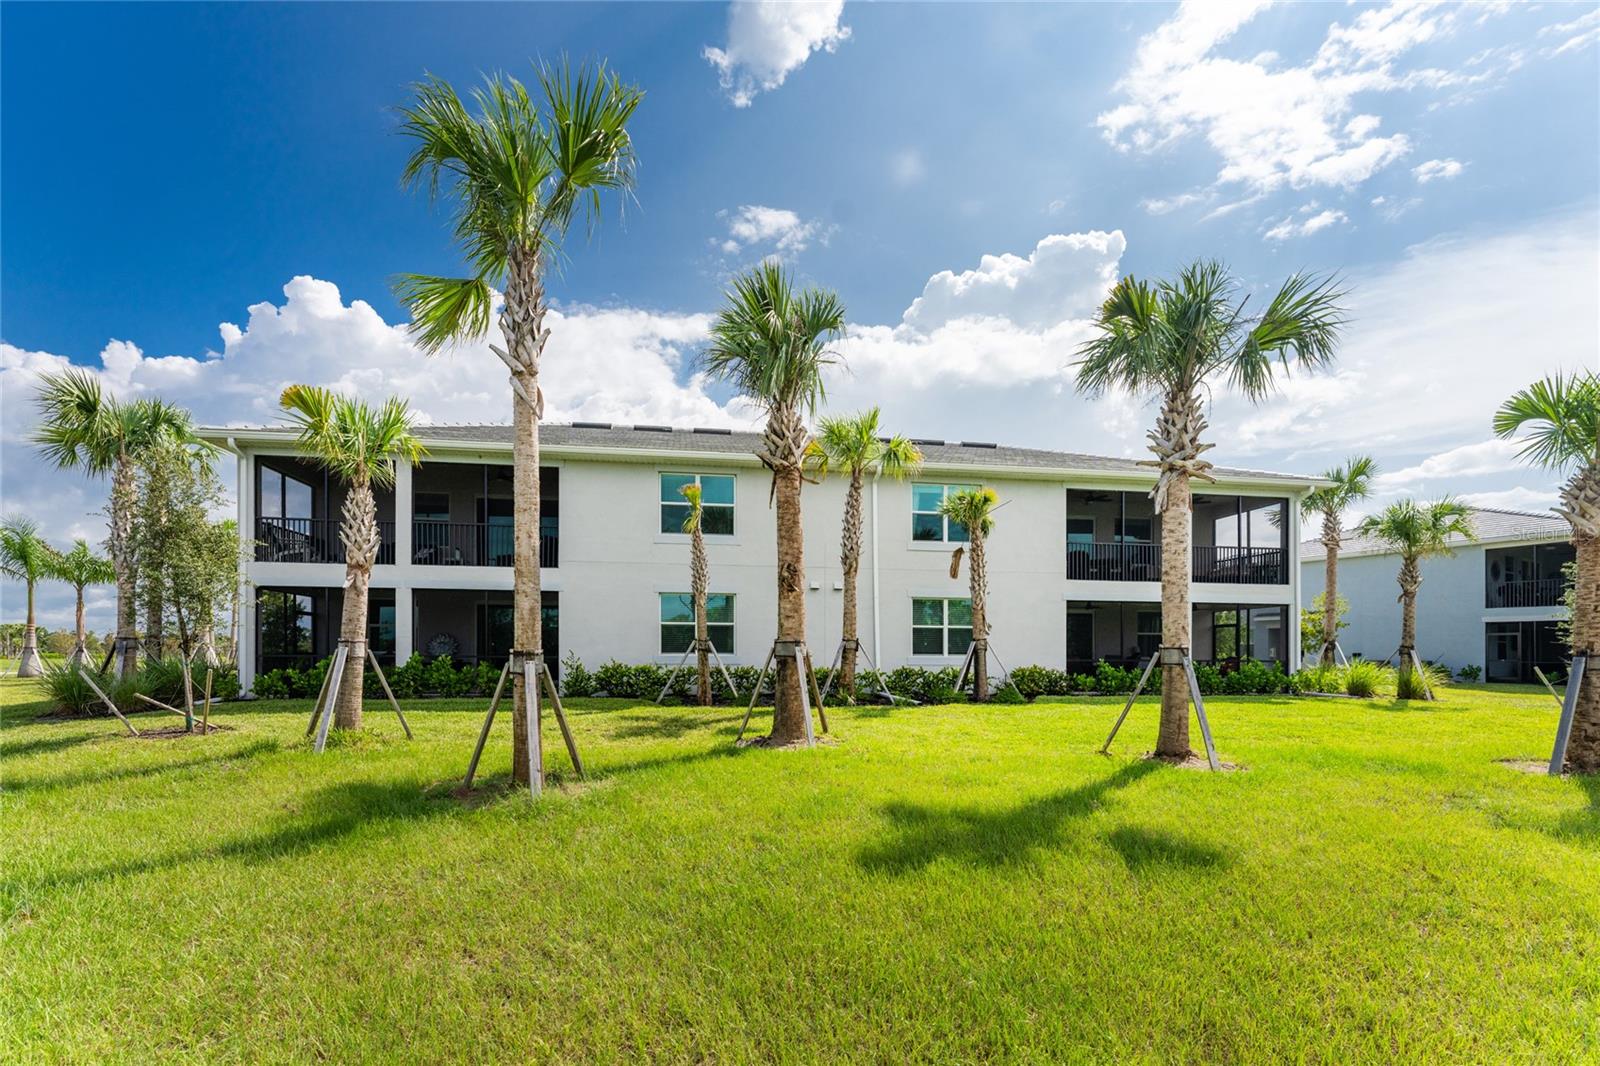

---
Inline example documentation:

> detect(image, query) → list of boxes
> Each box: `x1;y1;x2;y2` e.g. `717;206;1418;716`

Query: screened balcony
1485;543;1572;608
411;463;558;568
255;457;395;564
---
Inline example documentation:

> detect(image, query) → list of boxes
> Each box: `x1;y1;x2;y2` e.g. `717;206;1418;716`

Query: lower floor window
912;598;972;656
660;593;733;654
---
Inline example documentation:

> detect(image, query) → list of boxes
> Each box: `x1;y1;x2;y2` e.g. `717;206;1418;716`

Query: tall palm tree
49;539;115;666
32;369;208;679
939;487;1000;701
280;386;424;731
704;262;845;745
1494;370;1600;770
1301;455;1378;665
0;517;60;677
395;60;642;783
679;484;714;706
1076;261;1345;758
807;409;921;699
1356;498;1475;698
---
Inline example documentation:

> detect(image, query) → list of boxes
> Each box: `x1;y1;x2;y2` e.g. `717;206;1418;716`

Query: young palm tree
49;539;115;666
679;484;714;706
280;386;425;731
807;409;922;699
1356;498;1475;699
1301;455;1378;665
939;487;1000;701
1494;370;1600;770
395;60;642;782
1076;261;1345;758
705;262;846;745
32;370;208;679
0;517;60;677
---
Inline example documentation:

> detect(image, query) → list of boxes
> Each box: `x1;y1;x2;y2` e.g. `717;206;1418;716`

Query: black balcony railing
412;521;558;568
256;517;395;565
1066;542;1161;581
1487;576;1565;609
1192;545;1286;585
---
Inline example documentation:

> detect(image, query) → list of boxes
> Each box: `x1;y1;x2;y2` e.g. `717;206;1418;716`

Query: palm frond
392;274;494;354
31;368;119;473
1492;371;1600;471
279;385;424;487
704;262;844;416
0;515;60;583
938;487;1000;538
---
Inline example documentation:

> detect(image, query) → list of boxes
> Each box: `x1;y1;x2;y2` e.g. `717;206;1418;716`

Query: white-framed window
660;473;735;535
912;597;973;656
660;593;734;654
911;483;978;542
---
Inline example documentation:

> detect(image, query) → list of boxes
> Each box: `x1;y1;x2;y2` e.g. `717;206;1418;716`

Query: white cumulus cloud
703;1;850;108
716;204;825;257
1413;157;1465;183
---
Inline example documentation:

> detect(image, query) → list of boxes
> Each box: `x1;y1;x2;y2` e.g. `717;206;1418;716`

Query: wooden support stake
1549;654;1589;775
203;669;214;733
1181;654;1222;772
1101;654;1159;754
804;648;828;735
462;660;511;790
305;655;336;737
313;645;348;754
80;668;139;737
523;658;542;799
367;648;412;739
540;662;584;779
792;644;816;747
736;645;776;743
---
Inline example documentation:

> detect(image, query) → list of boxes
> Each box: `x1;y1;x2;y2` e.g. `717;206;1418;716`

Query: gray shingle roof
205;421;1320;485
1302;505;1570;559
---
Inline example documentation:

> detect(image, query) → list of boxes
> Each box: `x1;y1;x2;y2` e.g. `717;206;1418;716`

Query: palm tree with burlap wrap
939;487;1000;702
1302;455;1378;666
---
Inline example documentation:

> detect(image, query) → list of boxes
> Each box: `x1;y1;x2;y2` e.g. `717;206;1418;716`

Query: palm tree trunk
1397;557;1420;691
1320;510;1340;666
1562;531;1600;772
769;449;809;745
504;245;547;785
839;469;863;697
691;521;712;706
333;478;377;730
70;587;88;666
969;530;989;702
112;454;139;680
17;580;42;678
1157;474;1193;757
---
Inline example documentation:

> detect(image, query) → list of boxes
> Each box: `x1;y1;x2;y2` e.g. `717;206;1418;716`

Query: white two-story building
201;422;1322;694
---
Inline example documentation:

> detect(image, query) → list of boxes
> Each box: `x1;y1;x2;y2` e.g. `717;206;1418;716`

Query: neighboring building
1300;507;1573;681
199;423;1323;694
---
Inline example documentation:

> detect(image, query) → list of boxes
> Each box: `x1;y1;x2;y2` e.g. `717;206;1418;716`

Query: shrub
1396;661;1449;701
389;653;427;699
986;683;1028;704
1093;660;1141;695
1456;664;1482;682
1291;663;1343;695
1010;664;1068;699
1344;660;1391;698
43;661;136;716
561;652;596;697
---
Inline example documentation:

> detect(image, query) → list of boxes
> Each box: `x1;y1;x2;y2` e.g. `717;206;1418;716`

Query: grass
3;676;1598;1063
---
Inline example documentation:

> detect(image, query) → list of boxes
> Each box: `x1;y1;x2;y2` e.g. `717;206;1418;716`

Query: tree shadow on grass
605;710;744;741
3;739;281;793
2;778;457;911
857;760;1160;874
1549;772;1600;847
1103;825;1229;872
0;729;111;761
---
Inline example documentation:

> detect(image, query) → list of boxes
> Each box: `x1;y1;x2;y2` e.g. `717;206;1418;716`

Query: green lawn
2;677;1597;1063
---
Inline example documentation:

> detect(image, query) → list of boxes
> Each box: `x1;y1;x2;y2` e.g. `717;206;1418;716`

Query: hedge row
249;651;1307;704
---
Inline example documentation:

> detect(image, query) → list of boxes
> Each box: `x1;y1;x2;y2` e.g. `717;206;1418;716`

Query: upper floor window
660;593;734;654
912;597;972;656
259;466;313;520
911;483;977;542
660;474;734;535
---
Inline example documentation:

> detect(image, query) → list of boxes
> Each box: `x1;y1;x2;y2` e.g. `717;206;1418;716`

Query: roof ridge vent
960;441;998;449
692;427;733;435
910;438;945;446
633;424;672;433
571;421;612;430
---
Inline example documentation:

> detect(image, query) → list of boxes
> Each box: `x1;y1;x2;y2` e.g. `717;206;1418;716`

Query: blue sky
3;0;1599;630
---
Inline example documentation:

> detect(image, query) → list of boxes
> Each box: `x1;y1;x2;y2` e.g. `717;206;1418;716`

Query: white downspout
871;470;882;668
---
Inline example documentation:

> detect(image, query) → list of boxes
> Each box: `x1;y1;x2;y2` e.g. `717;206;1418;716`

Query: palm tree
395;60;642;783
1494;371;1600;770
280;386;424;731
1356;498;1475;698
807;409;922;699
938;487;1000;701
32;369;209;679
1301;455;1378;665
1076;261;1345;758
704;262;846;745
0;517;60;677
679;484;714;706
49;539;115;666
